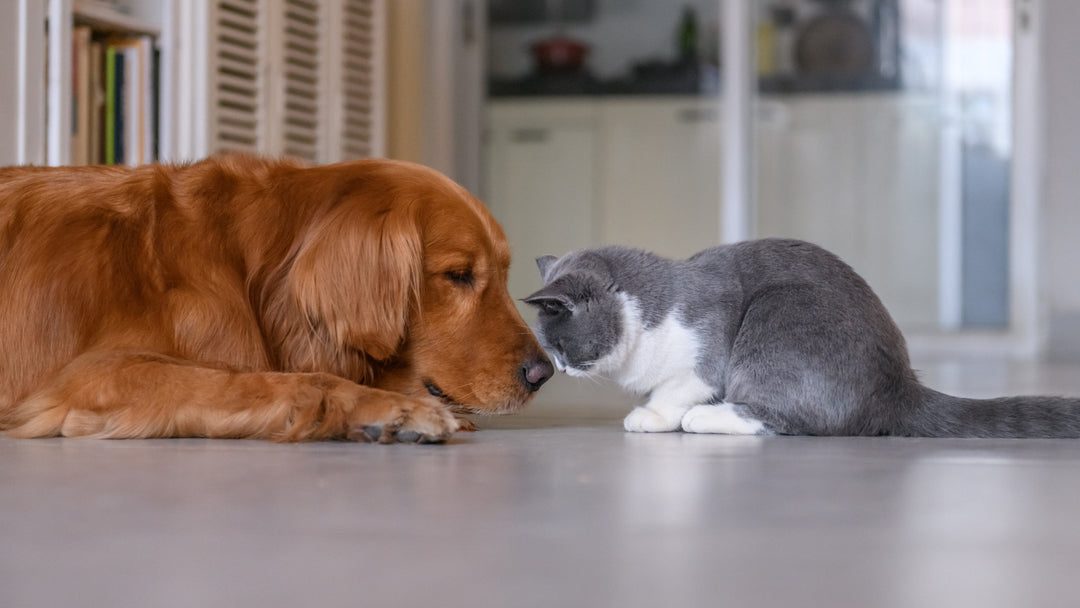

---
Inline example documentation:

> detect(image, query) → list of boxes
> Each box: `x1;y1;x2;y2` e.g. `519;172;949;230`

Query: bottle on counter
677;5;699;65
772;5;797;77
756;3;776;75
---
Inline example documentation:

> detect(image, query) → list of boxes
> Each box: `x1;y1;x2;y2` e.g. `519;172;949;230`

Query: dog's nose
521;356;554;393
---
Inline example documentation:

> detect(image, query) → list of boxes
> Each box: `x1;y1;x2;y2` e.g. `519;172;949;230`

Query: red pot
530;36;589;73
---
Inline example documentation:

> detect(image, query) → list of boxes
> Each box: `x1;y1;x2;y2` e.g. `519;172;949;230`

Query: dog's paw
623;406;681;433
348;396;458;444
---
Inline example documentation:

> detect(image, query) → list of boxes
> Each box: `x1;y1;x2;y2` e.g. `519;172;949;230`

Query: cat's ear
523;284;575;313
536;255;558;281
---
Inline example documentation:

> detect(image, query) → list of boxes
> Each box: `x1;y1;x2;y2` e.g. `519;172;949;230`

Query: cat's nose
521;355;554;393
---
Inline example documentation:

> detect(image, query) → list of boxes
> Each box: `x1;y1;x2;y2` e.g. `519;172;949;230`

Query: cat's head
522;253;627;378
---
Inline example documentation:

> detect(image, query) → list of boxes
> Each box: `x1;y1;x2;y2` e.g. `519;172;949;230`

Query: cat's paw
623;406;681;433
681;403;766;435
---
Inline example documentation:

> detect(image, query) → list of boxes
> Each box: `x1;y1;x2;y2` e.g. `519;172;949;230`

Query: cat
523;238;1080;438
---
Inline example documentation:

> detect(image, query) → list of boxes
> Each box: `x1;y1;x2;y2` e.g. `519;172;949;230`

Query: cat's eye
444;269;474;288
540;301;566;315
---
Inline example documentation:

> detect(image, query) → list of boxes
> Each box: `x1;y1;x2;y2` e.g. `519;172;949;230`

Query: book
93;33;160;166
104;45;116;165
145;39;157;163
89;41;105;164
151;46;160;161
109;36;156;165
139;37;155;165
123;44;140;165
72;26;92;165
115;50;125;165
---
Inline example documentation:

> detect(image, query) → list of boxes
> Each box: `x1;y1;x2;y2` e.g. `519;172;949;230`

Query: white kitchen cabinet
485;96;723;306
756;98;864;264
599;98;722;259
485;101;600;304
756;94;944;328
486;93;943;329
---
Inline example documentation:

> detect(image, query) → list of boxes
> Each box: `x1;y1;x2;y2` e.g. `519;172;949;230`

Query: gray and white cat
524;238;1080;438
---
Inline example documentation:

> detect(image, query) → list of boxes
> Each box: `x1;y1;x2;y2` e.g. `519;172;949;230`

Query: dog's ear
289;200;421;361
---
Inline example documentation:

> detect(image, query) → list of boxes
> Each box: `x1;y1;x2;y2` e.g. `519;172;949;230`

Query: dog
0;155;553;443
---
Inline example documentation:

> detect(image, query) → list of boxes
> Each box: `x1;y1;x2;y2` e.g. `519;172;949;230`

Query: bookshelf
47;0;169;166
72;0;160;36
34;0;385;167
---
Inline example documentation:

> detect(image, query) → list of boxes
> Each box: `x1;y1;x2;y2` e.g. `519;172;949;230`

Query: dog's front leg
1;350;458;443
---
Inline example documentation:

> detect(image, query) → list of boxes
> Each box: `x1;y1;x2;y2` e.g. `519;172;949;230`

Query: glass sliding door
751;0;1014;333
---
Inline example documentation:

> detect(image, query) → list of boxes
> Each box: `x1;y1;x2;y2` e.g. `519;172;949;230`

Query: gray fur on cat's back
526;238;1080;438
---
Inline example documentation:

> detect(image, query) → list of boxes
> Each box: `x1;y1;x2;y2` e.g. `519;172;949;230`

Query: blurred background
483;0;1012;335
4;0;1079;406
474;0;1035;405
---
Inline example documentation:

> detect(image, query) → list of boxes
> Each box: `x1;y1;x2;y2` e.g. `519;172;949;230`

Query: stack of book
70;25;158;166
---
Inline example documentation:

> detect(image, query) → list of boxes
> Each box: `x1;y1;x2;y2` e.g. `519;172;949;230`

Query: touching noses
521;354;554;393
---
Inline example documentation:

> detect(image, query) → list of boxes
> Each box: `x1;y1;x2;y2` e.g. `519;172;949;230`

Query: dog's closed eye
444;269;474;288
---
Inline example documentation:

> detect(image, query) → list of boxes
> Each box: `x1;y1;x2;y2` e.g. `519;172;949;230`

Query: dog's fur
0;155;551;443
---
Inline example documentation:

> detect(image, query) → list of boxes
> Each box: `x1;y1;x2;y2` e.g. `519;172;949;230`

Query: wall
386;0;483;192
0;1;44;166
0;9;19;166
1041;1;1080;359
386;0;426;163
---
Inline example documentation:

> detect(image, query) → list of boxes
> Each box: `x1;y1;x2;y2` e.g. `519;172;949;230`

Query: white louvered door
322;0;384;162
211;0;263;153
272;0;320;161
202;0;384;162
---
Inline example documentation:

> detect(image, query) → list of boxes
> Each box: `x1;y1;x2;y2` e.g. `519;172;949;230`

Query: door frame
904;0;1043;358
423;0;485;194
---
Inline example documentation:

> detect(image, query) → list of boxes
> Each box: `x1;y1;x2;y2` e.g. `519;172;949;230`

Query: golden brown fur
0;155;551;443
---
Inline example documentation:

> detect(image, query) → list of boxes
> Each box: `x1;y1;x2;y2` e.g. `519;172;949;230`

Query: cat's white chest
593;295;704;395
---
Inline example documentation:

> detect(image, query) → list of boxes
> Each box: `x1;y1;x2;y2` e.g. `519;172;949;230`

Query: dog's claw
396;430;421;443
361;425;383;442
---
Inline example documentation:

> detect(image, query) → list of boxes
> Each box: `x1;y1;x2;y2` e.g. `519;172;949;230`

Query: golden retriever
0;155;552;443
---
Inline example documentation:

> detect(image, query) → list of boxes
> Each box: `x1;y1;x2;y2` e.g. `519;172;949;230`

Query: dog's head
287;159;552;414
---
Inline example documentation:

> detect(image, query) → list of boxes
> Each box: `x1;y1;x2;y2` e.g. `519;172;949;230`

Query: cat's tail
905;386;1080;438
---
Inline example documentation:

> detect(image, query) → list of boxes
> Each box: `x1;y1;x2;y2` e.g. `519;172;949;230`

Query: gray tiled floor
4;358;1080;608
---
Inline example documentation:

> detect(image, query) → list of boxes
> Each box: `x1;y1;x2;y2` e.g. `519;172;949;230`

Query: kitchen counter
488;67;903;98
